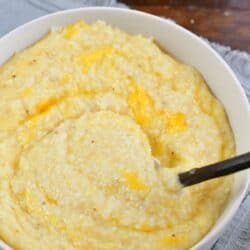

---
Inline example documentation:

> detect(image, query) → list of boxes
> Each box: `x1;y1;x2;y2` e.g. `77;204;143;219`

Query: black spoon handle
178;152;250;187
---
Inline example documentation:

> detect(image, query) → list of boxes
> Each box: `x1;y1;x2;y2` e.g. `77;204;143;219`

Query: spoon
155;152;250;187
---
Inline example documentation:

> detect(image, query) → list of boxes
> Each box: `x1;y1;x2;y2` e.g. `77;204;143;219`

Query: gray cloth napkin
0;1;249;249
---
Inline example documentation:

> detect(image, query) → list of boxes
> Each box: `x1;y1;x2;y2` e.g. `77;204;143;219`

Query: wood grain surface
121;0;250;52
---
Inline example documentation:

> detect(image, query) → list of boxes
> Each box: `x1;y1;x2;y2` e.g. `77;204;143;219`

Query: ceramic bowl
0;7;249;250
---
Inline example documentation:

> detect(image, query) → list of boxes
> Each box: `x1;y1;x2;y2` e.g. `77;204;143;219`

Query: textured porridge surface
0;20;235;250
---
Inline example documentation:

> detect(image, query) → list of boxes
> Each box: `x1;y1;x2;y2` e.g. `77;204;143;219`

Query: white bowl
0;7;249;250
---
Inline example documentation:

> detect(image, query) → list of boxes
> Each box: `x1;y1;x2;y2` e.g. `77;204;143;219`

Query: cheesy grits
0;20;235;250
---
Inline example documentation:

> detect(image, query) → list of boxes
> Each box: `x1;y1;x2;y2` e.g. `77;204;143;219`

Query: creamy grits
0;20;235;250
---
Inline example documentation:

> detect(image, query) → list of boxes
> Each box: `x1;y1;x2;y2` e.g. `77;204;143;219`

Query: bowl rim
0;7;249;250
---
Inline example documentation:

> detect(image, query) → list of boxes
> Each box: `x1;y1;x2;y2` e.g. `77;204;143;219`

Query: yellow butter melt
77;47;114;73
121;171;148;191
127;80;187;133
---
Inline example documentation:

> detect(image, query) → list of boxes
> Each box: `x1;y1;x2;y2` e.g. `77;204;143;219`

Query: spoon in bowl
155;152;250;187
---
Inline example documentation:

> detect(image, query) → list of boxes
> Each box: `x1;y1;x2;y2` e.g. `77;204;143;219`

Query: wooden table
121;0;250;52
